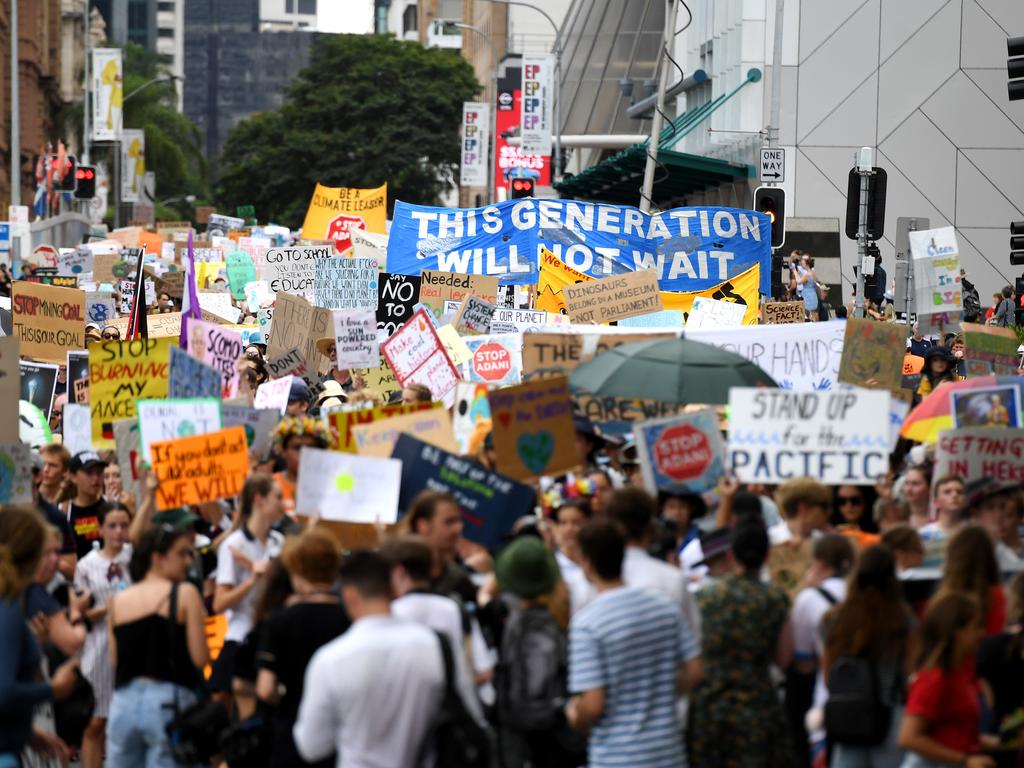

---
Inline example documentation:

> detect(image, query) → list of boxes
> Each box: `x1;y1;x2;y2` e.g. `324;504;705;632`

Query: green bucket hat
494;536;561;599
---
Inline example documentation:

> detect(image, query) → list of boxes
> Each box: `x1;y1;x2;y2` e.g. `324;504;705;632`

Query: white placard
520;54;555;155
332;308;379;369
295;447;402;523
460;101;490;187
909;226;962;316
62;403;94;456
253;375;293;414
262;245;333;296
685;297;747;330
136;398;223;464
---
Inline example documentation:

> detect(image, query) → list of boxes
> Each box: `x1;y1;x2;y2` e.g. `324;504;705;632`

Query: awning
554;68;761;206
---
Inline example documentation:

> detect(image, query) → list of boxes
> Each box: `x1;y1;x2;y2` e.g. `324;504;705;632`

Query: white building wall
156;0;184;110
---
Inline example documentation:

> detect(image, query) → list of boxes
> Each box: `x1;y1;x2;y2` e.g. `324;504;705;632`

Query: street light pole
82;3;91;164
639;0;678;213
454;23;499;204
854;146;873;320
10;0;20;206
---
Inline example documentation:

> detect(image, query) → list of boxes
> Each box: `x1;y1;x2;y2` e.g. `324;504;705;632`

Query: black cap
69;450;107;473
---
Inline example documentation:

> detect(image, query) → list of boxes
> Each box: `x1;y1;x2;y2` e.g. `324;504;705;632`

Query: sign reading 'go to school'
387;199;771;294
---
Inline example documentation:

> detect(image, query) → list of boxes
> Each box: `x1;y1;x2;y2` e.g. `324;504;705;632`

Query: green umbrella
568;337;777;405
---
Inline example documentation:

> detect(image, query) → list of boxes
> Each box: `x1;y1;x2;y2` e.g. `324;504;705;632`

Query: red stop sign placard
473;342;512;382
653;423;711;482
326;214;367;252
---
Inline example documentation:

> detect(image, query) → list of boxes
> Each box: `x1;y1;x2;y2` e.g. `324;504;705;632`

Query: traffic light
510;178;535;199
52;154;77;192
1008;36;1024;101
73;165;97;199
1012;221;1024;266
753;186;786;249
844;167;887;240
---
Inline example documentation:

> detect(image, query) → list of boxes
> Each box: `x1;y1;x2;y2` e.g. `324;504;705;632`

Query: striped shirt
568;586;696;768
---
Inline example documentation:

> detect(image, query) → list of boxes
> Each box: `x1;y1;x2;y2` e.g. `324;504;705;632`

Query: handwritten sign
487;375;578;481
225;251;257;300
453;295;496;335
685;296;747;330
57;247;94;277
837;318;906;393
489;307;569;334
962;322;1020;377
910;226;961;315
169;346;223;399
253;375;293;414
380;307;460;404
85;293;116;326
88;338;172;449
185;319;243;398
377;272;420;337
313;257;379;309
763;301;806;324
266;291;333;367
351;358;401;402
197;292;239;323
393;434;536;551
934;428;1024;487
263;245;332;295
221;405;281;457
328;401;439;453
463;335;522;386
332;308;378;369
295;447;401;523
418;270;498;320
136;398;223;464
351;407;457;458
561;269;663;325
635;410;725;495
728;388;890;485
150;426;250;510
436;325;473;367
11;281;87;361
266;347;318;393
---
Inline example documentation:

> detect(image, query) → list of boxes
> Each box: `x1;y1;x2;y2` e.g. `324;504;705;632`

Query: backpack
497;607;567;732
962;279;981;320
824;655;891;746
428;631;492;768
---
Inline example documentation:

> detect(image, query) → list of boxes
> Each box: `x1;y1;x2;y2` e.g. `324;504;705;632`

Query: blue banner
387;198;771;295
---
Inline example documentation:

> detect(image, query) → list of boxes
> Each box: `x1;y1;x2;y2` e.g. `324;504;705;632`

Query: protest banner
19;361;59;420
136;398;223;464
104;311;182;340
453;382;492;455
393;434;536;550
950;385;1022;429
536;246;588;314
253;376;293;414
313;257;379;309
663;265;761;326
332;308;378;369
561;269;663;325
351;407;457;458
380;307;460;404
417;270;499;320
728;388;891;484
910;226;962;315
197;292;239;324
206;213;245;237
267;291;333;368
266;347;318;394
634;410;726;495
962;322;1020;376
351;357;401;401
295;447;401;523
489;307;569;334
837;319;906;393
169;346;223;399
436;325;472;366
328;401;439;453
686;320;846;391
934;427;1024;486
350;229;389;269
0;443;33;503
463;335;522;386
0;337;18;438
57;247;94;277
221;405;281;457
300;182;387;253
764;301;806;324
225;251;257;300
62;404;93;456
685;296;747;330
185;319;243;398
617;310;685;328
150;426;249;510
262;245;333;296
487;376;577;480
85;293;116;326
388;200;771;294
11;281;86;361
377;273;420;337
88;338;173;448
453;294;496;335
67;350;90;404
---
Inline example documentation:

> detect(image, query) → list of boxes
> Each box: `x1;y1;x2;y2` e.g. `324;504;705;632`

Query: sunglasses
837;496;863;506
101;333;119;340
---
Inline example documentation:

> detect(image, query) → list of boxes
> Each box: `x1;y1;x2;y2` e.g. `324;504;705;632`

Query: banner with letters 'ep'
387;199;771;295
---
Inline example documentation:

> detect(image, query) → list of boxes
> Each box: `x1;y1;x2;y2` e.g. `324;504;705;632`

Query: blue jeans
106;679;197;768
832;705;905;768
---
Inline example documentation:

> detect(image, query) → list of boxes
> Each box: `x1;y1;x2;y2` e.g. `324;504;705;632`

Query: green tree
216;34;480;227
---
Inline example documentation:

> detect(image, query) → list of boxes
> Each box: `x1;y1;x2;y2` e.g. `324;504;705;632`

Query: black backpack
497;607;567;732
824;656;891;746
428;631;492;768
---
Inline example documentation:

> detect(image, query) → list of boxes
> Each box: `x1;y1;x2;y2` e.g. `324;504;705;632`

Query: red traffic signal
74;164;97;199
510;178;535;199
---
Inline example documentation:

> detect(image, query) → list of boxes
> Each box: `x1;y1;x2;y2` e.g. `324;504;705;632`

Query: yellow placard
300;183;387;252
536;247;589;314
436;324;472;365
88;338;173;449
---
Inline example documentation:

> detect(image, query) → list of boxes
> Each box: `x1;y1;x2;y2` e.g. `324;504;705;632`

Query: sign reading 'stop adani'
387;199;771;295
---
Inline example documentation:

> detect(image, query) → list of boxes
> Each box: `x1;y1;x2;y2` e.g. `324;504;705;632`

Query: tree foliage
215;34;481;227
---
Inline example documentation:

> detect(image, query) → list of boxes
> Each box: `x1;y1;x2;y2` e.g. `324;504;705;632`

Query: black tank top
114;613;199;689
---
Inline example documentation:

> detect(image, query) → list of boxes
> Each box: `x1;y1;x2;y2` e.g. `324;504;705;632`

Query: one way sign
759;147;785;184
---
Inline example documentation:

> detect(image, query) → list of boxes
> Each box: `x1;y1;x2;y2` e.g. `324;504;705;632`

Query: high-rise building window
402;4;417;33
297;0;316;14
437;0;460;20
158;1;173;12
286;0;294;12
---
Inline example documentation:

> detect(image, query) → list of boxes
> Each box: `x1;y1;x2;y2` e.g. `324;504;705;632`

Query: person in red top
899;592;994;768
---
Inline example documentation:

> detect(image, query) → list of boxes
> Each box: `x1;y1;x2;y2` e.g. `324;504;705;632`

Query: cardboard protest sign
561;269;663;325
67;350;90;404
635;410;726;494
934;428;1024;486
685;296;747;330
112;419;140;498
380;307;460;404
253;375;293;414
351;357;401;402
294;447;401;523
11;281;86;361
418;270;498;320
377;273;420;337
728;388;890;484
328;401;439;453
436;325;473;367
763;301;806;324
487;376;578;481
453;382;492;455
225;251;257;300
267;291;332;368
221;405;281;457
89;338;173;449
393;434;536;551
19;361;59;420
169;346;222;399
85;293;116;326
453;295;496;335
136;398;223;464
910;226;961;315
150;426;249;510
266;347;318;394
463;335;522;386
300;182;387;253
686;320;846;391
263;245;333;296
962;322;1020;377
837;319;906;393
351;407;457;458
186;319;243;398
62;404;94;456
0;337;19;438
104;312;182;340
0;443;33;503
313;257;379;309
332;309;378;369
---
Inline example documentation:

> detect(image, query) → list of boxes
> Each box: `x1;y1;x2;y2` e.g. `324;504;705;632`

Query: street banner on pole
460;102;490;187
521;55;555;155
120;130;145;204
92;48;123;142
